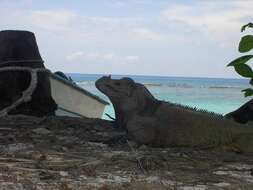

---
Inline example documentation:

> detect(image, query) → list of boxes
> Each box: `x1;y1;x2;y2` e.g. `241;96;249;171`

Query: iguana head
95;75;135;100
95;75;159;128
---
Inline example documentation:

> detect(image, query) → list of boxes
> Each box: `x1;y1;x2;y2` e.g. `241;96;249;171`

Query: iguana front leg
126;115;157;145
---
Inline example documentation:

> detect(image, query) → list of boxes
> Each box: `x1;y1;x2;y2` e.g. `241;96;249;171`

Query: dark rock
225;99;253;124
32;128;51;135
0;30;57;116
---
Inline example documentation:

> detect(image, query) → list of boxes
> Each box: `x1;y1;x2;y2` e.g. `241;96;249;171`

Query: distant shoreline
66;72;248;81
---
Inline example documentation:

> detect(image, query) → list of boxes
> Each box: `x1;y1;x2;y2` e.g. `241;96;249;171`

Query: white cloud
130;28;164;40
27;10;77;32
161;1;253;45
125;55;140;64
25;9;145;40
22;9;165;44
66;51;84;61
66;51;140;65
66;52;114;62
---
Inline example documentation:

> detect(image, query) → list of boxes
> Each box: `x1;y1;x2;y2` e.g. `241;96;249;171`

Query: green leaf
242;88;253;97
234;63;253;78
241;23;253;32
227;55;253;66
239;35;253;53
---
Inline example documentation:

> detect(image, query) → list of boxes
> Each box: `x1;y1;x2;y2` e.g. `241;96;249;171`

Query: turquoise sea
68;73;251;120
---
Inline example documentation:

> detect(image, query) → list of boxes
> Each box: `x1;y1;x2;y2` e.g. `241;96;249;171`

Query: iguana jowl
96;76;253;153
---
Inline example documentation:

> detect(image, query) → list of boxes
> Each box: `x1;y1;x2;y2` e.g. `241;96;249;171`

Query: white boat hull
49;75;108;118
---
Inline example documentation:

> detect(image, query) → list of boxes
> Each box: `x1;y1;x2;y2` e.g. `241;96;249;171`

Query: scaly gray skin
96;76;253;153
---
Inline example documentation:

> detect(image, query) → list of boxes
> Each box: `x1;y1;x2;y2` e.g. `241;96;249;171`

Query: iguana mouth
95;75;120;97
105;84;118;92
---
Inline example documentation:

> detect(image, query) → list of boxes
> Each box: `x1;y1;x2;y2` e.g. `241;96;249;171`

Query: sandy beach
0;115;252;190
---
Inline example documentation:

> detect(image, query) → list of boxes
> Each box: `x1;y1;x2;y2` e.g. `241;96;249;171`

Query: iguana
96;76;253;153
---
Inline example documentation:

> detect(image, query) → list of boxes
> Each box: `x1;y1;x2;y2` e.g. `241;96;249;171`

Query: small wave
166;84;193;88
208;86;242;89
144;83;163;87
145;83;193;88
76;81;95;85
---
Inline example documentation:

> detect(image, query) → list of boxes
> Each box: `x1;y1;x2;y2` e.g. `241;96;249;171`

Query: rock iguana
96;76;253;153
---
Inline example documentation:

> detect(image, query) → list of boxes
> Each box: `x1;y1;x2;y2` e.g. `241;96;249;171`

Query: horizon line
65;72;247;81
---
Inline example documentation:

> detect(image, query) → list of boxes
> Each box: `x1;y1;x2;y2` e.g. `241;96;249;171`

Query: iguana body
96;76;253;153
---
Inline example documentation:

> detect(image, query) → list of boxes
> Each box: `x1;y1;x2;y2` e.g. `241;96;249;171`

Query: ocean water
68;73;251;120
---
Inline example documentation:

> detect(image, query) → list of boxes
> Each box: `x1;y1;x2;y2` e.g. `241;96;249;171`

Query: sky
1;0;253;78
